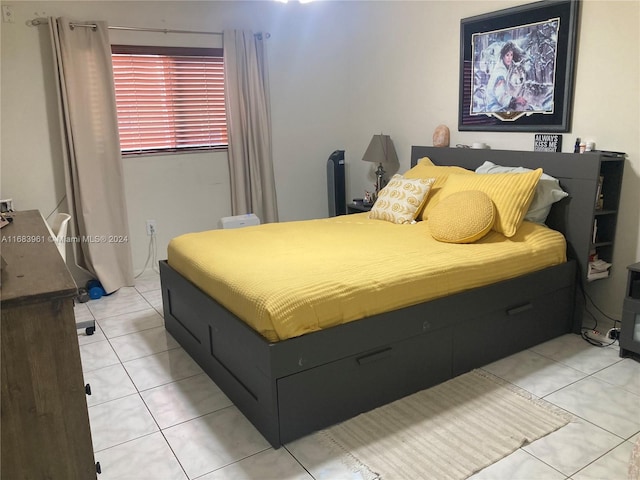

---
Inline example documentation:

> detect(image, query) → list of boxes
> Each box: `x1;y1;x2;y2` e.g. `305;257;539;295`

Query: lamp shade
362;134;398;165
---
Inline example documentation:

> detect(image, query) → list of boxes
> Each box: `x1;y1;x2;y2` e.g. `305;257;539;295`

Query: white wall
0;0;352;278
1;0;638;319
338;0;640;320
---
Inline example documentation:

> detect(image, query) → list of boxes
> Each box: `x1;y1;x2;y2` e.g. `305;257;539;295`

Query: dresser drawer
620;297;640;356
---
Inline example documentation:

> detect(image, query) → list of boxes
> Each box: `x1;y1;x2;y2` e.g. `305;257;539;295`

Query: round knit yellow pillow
429;190;495;243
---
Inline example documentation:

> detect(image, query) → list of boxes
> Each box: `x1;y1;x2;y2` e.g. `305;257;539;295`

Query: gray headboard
410;146;602;281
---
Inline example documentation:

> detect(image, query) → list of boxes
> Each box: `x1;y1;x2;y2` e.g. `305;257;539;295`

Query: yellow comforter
168;214;566;342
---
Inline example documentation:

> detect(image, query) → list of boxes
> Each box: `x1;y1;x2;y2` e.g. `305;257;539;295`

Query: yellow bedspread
168;214;566;342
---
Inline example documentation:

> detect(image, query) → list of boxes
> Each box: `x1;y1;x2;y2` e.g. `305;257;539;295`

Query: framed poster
459;0;580;132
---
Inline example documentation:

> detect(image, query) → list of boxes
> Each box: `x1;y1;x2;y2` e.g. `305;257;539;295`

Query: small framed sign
534;134;562;152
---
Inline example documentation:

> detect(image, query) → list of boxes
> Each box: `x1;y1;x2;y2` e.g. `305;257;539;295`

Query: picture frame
459;0;580;132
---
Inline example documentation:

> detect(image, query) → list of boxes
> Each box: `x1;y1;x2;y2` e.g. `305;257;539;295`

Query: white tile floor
77;272;640;480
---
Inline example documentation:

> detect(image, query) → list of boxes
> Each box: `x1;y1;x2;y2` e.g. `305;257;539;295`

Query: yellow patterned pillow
369;175;435;224
438;169;542;237
429;191;495;243
403;157;474;220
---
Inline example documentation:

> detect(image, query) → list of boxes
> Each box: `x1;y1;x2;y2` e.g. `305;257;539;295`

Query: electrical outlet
583;329;611;345
146;219;157;236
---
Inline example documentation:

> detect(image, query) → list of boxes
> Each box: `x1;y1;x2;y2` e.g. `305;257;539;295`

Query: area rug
320;369;572;480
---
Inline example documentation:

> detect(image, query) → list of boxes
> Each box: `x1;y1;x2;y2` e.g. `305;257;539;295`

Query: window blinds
111;47;226;153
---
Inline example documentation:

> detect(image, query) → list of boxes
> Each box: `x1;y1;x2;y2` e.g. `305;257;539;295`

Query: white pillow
475;161;568;224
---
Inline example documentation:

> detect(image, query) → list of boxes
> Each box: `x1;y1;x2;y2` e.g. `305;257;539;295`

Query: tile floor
77;272;640;480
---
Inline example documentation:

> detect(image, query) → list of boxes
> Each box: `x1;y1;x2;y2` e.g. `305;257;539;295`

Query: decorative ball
429;190;495;243
433;125;450;147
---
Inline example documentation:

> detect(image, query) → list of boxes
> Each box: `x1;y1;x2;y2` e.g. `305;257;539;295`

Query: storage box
218;213;261;229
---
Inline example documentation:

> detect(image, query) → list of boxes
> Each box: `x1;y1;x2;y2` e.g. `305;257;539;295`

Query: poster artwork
534;134;562;152
471;18;560;122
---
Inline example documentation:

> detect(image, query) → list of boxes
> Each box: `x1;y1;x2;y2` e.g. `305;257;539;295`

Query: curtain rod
28;18;254;37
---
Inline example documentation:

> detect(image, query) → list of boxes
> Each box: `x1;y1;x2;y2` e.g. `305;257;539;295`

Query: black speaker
327;150;346;216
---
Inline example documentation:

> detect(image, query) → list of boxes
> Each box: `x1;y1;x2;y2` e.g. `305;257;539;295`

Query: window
111;45;226;155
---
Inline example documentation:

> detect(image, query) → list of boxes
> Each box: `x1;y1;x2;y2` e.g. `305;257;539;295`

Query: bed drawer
452;285;574;375
277;328;452;444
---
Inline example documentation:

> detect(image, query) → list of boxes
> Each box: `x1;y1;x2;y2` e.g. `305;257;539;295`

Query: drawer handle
506;303;533;316
85;383;92;396
357;347;392;365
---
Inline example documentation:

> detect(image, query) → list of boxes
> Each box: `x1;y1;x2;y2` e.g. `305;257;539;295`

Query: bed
160;146;596;448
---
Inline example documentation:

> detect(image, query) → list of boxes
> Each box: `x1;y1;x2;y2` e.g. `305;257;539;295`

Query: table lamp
362;134;398;199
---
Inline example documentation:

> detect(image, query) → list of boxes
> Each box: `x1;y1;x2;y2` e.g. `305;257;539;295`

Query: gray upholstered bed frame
160;146;599;448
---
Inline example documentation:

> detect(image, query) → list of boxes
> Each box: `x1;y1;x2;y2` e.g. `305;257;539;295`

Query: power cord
45;195;67;221
576;276;620;347
134;229;159;278
582;279;620;325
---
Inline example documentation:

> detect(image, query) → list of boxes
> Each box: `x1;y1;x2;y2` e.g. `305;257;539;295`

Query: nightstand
347;203;373;214
620;262;640;358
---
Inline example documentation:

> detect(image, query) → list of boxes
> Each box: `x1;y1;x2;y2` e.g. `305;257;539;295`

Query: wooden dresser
1;210;97;479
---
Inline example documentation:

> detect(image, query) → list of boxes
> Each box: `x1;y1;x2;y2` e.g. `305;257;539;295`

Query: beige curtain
49;17;134;293
223;30;279;223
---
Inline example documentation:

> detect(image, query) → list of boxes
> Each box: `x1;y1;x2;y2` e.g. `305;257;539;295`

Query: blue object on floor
86;279;106;300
